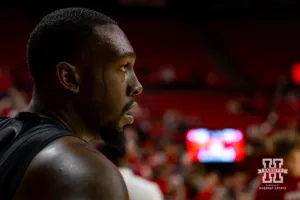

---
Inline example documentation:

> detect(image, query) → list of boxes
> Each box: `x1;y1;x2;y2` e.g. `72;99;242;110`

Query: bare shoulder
13;136;128;200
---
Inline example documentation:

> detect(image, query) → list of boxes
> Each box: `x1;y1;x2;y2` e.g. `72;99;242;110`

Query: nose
128;73;143;97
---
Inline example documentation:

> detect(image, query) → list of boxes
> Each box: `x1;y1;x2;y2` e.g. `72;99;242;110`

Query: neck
27;90;97;141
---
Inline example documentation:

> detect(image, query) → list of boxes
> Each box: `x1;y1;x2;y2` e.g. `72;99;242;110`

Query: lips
124;114;134;124
127;102;137;113
124;102;137;124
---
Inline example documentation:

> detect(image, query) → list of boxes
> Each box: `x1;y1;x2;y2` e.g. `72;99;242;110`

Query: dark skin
13;24;143;200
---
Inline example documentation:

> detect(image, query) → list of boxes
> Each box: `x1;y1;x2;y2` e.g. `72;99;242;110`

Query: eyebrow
118;52;136;58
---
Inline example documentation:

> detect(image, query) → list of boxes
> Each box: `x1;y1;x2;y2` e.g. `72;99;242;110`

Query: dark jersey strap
0;112;72;200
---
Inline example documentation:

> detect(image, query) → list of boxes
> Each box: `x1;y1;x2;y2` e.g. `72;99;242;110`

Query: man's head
27;8;143;155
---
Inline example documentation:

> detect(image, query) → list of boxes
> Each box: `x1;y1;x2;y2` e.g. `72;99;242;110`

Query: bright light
291;62;300;84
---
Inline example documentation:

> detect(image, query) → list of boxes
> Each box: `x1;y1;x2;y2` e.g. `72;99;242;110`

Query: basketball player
0;7;142;200
254;135;300;200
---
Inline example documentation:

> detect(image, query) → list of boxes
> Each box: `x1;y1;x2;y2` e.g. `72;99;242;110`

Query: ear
56;62;80;94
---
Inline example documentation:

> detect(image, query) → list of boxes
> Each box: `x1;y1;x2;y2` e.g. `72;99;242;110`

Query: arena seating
120;19;229;87
137;92;264;130
208;18;300;87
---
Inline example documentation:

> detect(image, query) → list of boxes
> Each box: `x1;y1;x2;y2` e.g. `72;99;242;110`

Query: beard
96;125;126;165
99;100;135;163
89;100;135;165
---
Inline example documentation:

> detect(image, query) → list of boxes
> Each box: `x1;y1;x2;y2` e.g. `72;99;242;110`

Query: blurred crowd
123;102;300;200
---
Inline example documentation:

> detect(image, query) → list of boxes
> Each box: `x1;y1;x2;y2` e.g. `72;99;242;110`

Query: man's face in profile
77;24;143;154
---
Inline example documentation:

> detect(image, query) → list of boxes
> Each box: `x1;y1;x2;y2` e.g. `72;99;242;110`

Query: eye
121;62;130;72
